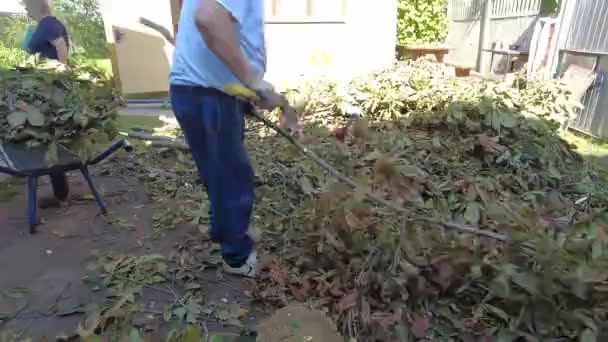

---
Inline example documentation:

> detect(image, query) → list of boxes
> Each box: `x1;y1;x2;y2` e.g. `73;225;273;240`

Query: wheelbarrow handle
88;139;133;166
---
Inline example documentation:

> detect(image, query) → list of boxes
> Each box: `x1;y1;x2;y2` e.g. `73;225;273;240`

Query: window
266;0;348;23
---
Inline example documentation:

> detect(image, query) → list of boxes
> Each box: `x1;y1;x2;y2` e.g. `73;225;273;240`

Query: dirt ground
0;168;255;339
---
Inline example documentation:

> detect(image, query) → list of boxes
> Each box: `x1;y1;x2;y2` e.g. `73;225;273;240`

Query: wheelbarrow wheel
50;170;69;201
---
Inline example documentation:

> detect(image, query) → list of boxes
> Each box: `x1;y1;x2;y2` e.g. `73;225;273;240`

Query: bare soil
0;169;253;339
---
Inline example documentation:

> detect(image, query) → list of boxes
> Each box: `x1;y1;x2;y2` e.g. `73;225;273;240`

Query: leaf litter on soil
115;58;608;341
19;58;608;341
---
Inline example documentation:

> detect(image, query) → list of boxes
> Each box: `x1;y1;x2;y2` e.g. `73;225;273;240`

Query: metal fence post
477;0;492;73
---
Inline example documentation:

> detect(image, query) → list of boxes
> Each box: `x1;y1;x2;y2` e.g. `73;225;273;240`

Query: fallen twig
119;131;190;151
149;140;190;151
119;131;173;142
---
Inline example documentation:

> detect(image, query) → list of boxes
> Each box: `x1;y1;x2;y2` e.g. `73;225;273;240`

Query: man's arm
194;0;258;88
51;37;68;64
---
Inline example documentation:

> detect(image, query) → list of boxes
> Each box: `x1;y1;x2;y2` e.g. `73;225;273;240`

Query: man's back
169;0;266;90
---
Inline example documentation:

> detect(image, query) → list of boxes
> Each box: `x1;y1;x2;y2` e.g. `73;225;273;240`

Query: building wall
101;0;398;96
0;0;24;15
265;0;397;88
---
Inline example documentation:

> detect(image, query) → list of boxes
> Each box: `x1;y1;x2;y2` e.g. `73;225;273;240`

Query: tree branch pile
133;58;608;341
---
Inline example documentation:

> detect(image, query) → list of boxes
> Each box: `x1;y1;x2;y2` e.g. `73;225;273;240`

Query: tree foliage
53;0;107;58
397;0;448;45
0;0;107;58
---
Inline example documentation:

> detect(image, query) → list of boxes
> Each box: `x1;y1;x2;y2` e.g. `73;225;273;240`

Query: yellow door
99;0;177;98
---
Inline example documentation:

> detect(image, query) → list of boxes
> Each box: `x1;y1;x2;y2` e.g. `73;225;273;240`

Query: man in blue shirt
170;0;283;277
24;0;71;206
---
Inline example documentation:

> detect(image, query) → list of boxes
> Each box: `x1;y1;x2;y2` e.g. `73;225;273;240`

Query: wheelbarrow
0;139;133;233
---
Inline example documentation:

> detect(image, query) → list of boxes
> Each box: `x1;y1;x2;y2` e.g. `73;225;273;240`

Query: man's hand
50;37;68;64
251;79;284;111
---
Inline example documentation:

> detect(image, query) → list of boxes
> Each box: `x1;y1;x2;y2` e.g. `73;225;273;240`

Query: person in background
23;0;71;206
170;0;283;277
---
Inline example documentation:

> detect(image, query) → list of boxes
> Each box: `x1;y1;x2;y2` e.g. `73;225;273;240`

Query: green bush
53;0;107;58
0;43;29;69
397;0;448;45
0;15;31;49
0;0;107;58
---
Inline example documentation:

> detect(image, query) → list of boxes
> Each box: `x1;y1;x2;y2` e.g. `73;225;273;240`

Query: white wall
265;0;397;89
0;0;25;14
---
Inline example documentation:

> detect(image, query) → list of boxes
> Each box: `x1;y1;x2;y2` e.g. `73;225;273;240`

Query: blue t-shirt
28;16;69;61
169;0;266;90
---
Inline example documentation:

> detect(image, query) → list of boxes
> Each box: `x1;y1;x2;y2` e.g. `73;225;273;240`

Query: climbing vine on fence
397;0;448;45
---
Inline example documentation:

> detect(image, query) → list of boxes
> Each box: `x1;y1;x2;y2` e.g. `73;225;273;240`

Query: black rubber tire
50;171;69;201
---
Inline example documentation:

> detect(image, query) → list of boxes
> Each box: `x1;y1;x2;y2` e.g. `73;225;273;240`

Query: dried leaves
121;59;608;341
0;59;118;165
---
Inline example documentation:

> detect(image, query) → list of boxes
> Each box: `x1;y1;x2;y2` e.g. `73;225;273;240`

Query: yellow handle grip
223;84;257;99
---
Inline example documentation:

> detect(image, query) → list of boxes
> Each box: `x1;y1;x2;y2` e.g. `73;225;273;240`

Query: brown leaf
269;258;285;287
353;117;369;141
373;310;402;330
477;134;507;155
289;278;311;301
334;127;347;142
432;260;456;291
361;298;371;326
465;183;479;201
478;335;494;342
596;224;608;242
337;291;357;313
476;184;491;207
375;158;399;181
391;176;424;206
329;286;345;297
411;316;430;339
345;211;365;231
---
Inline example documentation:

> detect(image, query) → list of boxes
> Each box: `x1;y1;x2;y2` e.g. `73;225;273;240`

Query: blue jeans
170;85;254;267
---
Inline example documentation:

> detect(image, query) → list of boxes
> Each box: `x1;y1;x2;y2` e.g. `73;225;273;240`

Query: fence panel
449;0;481;21
446;0;541;70
566;0;608;53
562;0;608;137
491;0;540;18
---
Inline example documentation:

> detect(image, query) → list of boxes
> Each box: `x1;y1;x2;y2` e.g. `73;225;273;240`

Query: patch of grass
561;131;608;177
115;115;164;133
92;58;113;76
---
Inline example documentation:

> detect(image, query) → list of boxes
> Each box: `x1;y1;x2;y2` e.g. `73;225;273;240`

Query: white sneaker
223;252;256;278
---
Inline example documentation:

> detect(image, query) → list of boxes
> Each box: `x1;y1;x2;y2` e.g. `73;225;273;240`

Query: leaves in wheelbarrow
0;59;118;166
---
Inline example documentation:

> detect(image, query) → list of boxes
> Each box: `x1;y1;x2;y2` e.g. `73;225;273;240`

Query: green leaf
464;202;481;225
181;325;201;342
163;305;173;322
498;110;517;128
7;111;27;128
479;96;493;116
44;143;59;167
496;329;518;342
580;329;597;342
173;307;187;321
592;240;603;260
491;109;501;131
128;328;144;342
26;106;45;126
